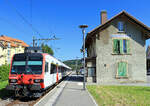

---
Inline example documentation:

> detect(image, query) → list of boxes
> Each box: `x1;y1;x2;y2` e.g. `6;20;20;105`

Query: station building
85;11;150;84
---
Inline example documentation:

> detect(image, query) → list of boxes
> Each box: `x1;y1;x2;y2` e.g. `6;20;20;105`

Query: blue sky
0;0;150;61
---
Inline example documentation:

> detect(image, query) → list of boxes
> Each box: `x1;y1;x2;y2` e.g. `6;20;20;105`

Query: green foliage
63;59;82;70
0;81;8;89
41;44;54;55
0;65;10;82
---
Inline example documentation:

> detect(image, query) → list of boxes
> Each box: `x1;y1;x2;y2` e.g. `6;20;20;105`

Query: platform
34;72;97;106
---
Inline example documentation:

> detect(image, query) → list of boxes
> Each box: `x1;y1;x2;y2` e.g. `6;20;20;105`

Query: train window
58;67;61;73
50;64;57;74
27;61;43;74
14;56;26;61
45;62;48;73
28;61;42;65
13;61;26;65
11;62;26;74
29;56;42;61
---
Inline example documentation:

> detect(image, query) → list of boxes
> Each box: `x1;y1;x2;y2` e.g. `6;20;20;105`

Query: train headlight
34;79;43;83
9;79;17;83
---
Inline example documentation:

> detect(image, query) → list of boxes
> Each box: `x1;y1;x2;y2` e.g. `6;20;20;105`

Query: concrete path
53;73;97;106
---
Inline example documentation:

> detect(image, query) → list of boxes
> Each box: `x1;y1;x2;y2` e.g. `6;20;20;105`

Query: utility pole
32;36;35;47
32;36;60;47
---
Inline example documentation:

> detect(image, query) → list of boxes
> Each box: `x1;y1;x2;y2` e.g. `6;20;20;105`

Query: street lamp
79;25;88;90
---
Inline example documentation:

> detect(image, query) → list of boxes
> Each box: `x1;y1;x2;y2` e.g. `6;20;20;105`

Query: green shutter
126;40;130;54
120;40;123;54
113;39;118;54
118;62;122;76
123;62;127;76
118;62;127;77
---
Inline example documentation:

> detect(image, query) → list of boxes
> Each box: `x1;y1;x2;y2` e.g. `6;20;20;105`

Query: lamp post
79;25;88;90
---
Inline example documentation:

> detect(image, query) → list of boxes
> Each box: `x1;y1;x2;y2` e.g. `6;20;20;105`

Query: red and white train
6;52;71;97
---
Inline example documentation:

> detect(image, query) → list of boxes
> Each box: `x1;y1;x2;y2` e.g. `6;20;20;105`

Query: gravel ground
0;98;13;106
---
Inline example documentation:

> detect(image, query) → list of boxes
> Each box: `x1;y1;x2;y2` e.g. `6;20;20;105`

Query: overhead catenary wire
30;0;32;25
5;0;44;38
5;0;61;51
0;17;29;35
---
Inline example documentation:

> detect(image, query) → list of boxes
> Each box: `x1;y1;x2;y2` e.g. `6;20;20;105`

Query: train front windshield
11;53;43;75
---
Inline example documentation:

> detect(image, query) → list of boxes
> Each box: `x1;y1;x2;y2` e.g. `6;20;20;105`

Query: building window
118;21;124;32
113;39;130;54
123;40;127;53
117;61;127;77
87;67;96;77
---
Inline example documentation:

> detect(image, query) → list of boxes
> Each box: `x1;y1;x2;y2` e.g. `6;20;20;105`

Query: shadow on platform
64;74;83;82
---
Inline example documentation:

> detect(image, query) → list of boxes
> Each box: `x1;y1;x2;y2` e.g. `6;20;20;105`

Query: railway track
5;80;61;106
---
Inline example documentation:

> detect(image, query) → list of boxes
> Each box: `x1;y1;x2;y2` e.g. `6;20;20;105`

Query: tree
41;44;54;55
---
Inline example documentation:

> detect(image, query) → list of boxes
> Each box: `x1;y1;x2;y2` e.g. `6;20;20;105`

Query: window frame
118;21;125;32
112;38;131;55
116;61;128;78
87;67;96;77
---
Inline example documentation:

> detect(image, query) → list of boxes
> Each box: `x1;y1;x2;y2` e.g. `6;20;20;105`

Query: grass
0;80;13;99
87;85;150;106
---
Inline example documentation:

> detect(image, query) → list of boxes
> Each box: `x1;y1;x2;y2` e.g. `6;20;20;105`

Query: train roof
43;53;72;69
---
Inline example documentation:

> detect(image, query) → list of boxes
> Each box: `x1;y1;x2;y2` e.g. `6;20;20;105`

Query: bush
0;65;10;82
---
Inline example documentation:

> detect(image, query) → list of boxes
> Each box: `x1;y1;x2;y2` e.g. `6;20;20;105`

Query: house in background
0;42;6;65
0;35;29;65
85;11;150;84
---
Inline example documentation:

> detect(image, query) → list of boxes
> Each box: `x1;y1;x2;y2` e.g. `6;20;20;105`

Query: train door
44;61;50;88
50;63;57;84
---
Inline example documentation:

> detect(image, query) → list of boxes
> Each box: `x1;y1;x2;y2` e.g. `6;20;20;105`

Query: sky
0;0;150;61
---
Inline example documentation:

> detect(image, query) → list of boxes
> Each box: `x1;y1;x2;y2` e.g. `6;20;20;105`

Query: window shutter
118;62;122;76
123;62;127;76
126;40;130;54
120;40;123;54
113;39;118;53
118;62;127;77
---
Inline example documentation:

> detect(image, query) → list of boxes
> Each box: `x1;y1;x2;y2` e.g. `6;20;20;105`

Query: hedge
0;65;10;82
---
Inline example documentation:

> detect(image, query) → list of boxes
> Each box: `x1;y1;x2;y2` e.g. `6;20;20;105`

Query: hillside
63;59;82;70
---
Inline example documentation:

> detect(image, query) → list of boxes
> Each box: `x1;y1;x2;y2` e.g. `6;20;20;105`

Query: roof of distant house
0;35;29;47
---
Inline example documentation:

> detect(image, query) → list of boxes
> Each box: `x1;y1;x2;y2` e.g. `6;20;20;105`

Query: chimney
101;10;107;24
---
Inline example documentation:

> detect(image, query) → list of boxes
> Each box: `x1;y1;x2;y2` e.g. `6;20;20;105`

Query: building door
87;67;96;82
